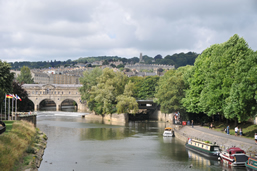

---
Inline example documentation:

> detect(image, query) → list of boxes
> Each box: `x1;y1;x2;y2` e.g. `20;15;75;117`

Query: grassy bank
0;120;47;171
3;121;14;133
204;121;257;139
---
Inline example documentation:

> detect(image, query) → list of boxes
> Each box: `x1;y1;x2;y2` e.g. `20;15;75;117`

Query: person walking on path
227;125;230;135
235;126;238;136
191;120;194;128
239;128;242;137
255;133;257;144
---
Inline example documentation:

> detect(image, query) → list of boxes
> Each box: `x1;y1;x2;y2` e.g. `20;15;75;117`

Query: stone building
125;63;175;71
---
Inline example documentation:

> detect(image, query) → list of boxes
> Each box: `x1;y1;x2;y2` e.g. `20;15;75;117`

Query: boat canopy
226;147;245;154
164;127;172;130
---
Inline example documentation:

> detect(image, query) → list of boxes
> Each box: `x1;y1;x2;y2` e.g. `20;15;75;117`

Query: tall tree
155;66;190;114
17;66;34;84
182;34;257;122
89;68;128;114
79;68;103;102
12;81;32;111
0;60;14;107
116;81;139;114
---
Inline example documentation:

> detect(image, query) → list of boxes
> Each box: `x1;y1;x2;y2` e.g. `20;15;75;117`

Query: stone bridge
22;84;86;111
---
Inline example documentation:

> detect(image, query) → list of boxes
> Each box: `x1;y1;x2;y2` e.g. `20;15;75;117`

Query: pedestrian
191;120;194;128
239;128;242;137
255;133;257;144
227;125;230;135
235;126;238;136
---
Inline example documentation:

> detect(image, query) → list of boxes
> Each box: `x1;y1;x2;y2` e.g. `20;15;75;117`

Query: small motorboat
245;156;257;171
219;147;248;167
163;127;173;137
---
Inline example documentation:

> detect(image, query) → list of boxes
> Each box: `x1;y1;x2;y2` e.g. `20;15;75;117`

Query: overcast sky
0;0;257;62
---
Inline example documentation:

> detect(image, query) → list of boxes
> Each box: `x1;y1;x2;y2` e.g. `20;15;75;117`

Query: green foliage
16;66;34;84
155;66;190;114
129;76;159;100
12;81;31;111
182;34;257;122
116;81;139;114
0;60;14;107
102;60;109;65
79;68;103;102
88;68;128;114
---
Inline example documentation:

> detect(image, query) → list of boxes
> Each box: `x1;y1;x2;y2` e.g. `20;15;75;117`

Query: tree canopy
182;34;257;122
0;60;14;106
86;68;138;115
155;66;191;114
16;66;34;84
79;68;103;102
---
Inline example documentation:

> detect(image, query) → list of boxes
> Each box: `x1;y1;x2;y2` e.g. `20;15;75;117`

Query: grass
0;120;36;171
203;121;257;140
3;121;14;133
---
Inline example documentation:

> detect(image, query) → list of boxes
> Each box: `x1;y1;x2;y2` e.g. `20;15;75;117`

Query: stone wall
157;111;173;122
84;113;128;125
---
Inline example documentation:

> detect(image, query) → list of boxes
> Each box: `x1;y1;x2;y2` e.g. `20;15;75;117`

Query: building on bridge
22;84;86;111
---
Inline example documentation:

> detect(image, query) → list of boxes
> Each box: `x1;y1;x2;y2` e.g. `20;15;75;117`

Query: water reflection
37;111;244;171
187;150;220;170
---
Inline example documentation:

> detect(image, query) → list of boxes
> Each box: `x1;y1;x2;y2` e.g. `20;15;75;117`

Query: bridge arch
23;84;87;111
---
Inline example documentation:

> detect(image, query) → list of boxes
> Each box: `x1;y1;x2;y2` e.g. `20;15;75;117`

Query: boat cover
235;155;248;162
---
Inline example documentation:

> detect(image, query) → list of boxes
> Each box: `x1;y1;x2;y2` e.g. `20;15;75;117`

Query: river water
36;111;245;171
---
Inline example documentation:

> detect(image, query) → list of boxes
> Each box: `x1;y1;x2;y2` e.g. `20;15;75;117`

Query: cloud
0;0;257;62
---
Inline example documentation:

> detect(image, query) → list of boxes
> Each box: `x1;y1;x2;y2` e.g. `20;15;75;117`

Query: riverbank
174;125;257;155
0;120;47;171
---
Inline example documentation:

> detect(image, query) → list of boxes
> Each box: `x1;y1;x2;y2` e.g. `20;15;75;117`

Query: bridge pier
57;104;61;111
34;104;39;111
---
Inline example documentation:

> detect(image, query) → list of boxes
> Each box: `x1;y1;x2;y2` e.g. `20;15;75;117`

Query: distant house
91;61;103;66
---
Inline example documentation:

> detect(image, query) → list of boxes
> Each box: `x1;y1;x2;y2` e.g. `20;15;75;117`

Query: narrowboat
185;138;220;159
219;147;248;167
245;157;257;171
163;127;173;137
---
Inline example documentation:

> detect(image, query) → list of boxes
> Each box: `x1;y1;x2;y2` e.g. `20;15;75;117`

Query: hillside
9;52;199;70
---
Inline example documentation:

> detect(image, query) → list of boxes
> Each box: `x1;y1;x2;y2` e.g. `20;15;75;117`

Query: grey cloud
0;0;257;62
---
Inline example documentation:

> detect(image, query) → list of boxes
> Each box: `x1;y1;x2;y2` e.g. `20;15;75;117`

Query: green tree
17;66;34;84
128;76;144;99
182;34;257;122
12;81;33;111
116;81;138;114
89;68;128;114
155;66;189;114
137;76;159;99
0;60;14;108
79;68;103;102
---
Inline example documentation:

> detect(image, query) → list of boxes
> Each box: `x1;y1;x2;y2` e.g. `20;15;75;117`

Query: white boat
163;127;173;137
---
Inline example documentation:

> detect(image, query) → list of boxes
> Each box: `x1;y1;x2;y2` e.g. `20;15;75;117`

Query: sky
0;0;257;63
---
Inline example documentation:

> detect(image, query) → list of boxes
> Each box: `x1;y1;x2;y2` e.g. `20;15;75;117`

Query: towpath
174;125;257;154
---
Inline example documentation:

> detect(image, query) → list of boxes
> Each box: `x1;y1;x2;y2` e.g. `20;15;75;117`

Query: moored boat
219;147;248;167
245;157;257;171
163;127;173;137
185;138;220;159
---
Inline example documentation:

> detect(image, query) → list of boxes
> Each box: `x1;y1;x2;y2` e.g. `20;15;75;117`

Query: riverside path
175;125;257;155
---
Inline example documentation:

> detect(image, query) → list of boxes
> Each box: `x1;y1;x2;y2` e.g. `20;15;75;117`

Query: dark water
36;111;246;171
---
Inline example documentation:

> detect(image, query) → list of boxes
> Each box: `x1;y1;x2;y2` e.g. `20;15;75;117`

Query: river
36;111;245;171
